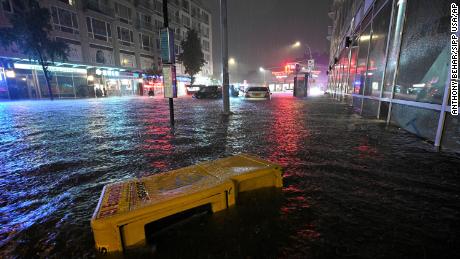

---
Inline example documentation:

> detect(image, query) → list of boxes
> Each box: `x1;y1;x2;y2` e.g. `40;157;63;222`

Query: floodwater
1;94;459;258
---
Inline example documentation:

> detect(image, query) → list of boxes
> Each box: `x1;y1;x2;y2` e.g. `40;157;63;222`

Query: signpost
162;0;176;126
162;65;177;98
160;28;175;64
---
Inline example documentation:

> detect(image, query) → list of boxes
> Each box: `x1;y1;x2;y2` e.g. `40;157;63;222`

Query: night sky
207;0;333;81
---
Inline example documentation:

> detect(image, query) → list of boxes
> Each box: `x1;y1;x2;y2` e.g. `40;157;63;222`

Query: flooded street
1;94;460;258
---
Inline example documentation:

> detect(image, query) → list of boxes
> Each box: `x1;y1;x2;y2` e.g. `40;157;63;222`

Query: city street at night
1;94;459;258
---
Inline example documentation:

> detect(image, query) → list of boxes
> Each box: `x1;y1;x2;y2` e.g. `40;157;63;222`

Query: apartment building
0;0;213;99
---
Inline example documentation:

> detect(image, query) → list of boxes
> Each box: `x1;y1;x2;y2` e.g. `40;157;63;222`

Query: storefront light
5;70;16;78
13;63;86;74
87;75;95;81
96;69;102;75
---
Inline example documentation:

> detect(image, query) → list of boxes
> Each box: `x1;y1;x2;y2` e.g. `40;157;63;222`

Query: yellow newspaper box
91;154;283;254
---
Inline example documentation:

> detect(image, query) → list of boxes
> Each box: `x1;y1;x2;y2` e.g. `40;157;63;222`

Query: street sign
160;28;175;64
162;65;177;98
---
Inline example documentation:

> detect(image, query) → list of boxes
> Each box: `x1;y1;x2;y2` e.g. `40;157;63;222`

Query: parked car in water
193;85;222;99
244;86;271;99
186;84;203;95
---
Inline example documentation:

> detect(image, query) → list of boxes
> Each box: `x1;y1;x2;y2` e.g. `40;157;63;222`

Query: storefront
87;68;143;97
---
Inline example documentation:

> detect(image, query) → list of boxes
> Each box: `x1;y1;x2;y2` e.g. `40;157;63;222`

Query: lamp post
220;0;230;115
292;41;313;62
259;67;266;86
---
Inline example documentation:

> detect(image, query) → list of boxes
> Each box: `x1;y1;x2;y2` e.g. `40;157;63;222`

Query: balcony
83;0;114;17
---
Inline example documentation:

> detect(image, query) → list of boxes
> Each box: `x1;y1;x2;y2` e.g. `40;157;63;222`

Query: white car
244;86;271;99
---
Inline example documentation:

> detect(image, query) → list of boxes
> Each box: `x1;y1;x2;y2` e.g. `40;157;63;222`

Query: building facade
327;0;459;151
0;0;213;99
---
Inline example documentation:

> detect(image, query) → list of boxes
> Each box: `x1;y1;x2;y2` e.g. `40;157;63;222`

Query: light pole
292;41;313;62
259;67;266;85
220;0;230;115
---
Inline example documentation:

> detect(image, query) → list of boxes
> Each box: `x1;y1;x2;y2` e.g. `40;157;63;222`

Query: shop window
348;45;359;94
87;17;112;42
364;1;392;97
338;50;349;94
390;104;440;141
441;115;460;150
382;0;406;98
394;0;450;104
51;7;79;34
120;53;136;68
354;23;371;95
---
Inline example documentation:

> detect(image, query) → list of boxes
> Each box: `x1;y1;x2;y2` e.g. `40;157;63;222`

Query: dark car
193;86;222;99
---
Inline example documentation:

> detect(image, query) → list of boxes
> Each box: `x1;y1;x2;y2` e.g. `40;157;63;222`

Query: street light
229;57;236;66
292;41;313;61
259;67;266;85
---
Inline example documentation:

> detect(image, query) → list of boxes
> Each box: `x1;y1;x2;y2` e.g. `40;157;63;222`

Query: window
182;14;190;27
138;13;153;30
175;44;180;55
51;7;79;34
191;6;198;18
155;1;162;14
114;2;132;24
394;0;450;104
203;26;209;38
202;12;209;25
156;39;160;50
87;17;112;41
202;40;209;51
139;33;151;51
182;0;189;13
117;26;134;46
364;2;392;97
1;0;12;12
354;23;371;95
154;19;163;31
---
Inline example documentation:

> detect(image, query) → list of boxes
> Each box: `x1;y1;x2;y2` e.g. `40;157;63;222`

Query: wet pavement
1;94;459;258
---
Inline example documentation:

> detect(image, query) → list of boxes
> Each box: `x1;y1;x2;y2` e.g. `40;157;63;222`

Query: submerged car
244;86;271;99
193;86;222;99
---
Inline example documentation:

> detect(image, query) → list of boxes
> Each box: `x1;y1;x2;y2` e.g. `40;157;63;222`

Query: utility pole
220;0;230;114
163;0;175;126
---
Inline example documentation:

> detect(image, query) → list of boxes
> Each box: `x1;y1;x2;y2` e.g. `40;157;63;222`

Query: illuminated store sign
95;69;120;77
14;63;87;74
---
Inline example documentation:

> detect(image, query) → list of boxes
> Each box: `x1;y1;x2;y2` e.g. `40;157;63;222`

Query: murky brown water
1;94;459;258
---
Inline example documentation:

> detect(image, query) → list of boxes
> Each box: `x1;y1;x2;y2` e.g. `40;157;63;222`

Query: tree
0;0;69;100
178;29;206;85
